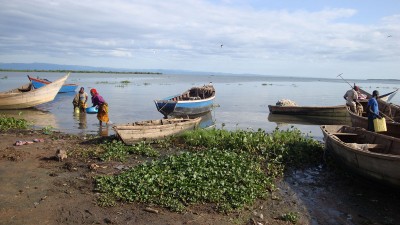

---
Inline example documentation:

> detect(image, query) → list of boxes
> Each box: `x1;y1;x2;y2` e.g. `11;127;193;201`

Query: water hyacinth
95;127;323;212
96;149;273;212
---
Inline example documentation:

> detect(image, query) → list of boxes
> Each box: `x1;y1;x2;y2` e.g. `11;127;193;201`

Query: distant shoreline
0;69;162;75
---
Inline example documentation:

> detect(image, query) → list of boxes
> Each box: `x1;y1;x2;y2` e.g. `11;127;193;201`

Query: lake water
1;72;399;140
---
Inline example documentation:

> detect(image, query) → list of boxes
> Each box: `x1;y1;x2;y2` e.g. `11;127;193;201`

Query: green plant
99;140;159;162
41;125;54;135
0;115;30;130
95;149;272;212
280;212;299;224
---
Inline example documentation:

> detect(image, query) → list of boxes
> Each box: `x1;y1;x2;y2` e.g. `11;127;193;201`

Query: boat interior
171;85;215;101
324;125;400;155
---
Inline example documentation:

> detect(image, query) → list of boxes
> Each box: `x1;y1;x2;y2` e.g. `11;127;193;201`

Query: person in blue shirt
366;90;382;131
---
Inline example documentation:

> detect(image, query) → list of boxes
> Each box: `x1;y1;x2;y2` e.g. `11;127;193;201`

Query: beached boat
0;73;69;109
154;84;215;117
113;117;202;144
27;75;78;93
347;96;400;138
268;113;351;126
321;125;400;187
268;105;348;117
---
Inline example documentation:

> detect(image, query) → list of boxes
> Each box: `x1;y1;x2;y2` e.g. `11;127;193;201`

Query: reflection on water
73;111;87;129
184;111;216;129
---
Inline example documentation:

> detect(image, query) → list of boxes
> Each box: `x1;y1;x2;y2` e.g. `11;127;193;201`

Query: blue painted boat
154;84;216;118
27;75;78;93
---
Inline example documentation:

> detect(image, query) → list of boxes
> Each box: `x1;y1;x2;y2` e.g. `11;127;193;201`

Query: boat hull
155;97;215;117
0;73;70;109
268;105;348;117
321;125;400;187
28;76;78;93
155;85;216;117
113;117;201;144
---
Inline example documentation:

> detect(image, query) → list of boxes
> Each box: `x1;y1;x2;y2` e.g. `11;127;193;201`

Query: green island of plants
95;127;324;213
0;115;30;131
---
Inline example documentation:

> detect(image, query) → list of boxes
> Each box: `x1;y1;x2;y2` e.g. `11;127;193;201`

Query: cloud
0;0;399;78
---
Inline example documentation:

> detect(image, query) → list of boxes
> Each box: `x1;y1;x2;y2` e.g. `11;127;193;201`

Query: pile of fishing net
276;99;298;106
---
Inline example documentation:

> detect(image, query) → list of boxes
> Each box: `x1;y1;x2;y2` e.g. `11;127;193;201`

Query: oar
379;111;395;122
337;73;354;89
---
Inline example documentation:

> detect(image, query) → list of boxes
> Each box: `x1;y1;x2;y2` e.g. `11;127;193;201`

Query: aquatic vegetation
95;81;117;84
280;212;299;224
95;149;272;212
95;128;323;212
99;140;159;161
41;125;54;135
0;115;30;130
120;80;130;84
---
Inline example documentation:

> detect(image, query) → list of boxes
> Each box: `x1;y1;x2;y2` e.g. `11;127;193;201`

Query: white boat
113;117;202;144
0;73;69;109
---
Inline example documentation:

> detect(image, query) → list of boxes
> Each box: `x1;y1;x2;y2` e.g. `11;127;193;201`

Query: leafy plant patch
99;140;159;161
0;115;30;130
95;149;273;212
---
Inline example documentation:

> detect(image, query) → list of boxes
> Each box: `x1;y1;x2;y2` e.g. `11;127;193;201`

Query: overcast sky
0;0;399;79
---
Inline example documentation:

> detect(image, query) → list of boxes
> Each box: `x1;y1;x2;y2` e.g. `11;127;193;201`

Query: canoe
0;73;69;109
27;75;78;93
359;88;398;103
320;125;400;187
347;96;400;138
267;113;351;126
113;117;202;144
268;105;348;117
154;84;215;117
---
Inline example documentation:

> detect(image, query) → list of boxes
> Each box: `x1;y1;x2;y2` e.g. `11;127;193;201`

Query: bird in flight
387;35;392;38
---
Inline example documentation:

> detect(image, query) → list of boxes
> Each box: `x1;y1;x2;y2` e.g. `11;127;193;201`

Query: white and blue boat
28;75;78;93
154;84;216;118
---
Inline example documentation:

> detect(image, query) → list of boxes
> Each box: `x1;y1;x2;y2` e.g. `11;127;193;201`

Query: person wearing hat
343;85;360;113
72;87;88;113
367;90;382;131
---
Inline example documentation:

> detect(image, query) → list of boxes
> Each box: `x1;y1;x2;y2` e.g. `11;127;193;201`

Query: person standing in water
90;88;109;126
72;87;88;113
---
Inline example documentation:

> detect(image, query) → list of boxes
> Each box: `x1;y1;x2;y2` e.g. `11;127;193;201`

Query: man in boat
367;90;382;132
72;87;88;113
343;86;361;114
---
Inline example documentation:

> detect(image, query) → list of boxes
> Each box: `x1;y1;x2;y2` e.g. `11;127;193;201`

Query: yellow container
74;107;80;114
373;117;387;132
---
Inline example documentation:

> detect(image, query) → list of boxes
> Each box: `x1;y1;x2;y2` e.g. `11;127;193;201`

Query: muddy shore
1;130;399;225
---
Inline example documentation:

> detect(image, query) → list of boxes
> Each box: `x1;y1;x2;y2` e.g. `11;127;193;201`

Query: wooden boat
27;75;78;93
359;88;398;103
268;105;348;117
321;125;400;187
113;117;202;144
347;95;400;138
268;113;351;126
0;73;69;109
154;84;215;117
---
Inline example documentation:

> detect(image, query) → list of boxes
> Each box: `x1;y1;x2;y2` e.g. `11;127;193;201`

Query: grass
95;127;324;212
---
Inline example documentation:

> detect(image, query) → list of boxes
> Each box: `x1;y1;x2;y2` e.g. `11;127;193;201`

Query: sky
0;0;399;79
